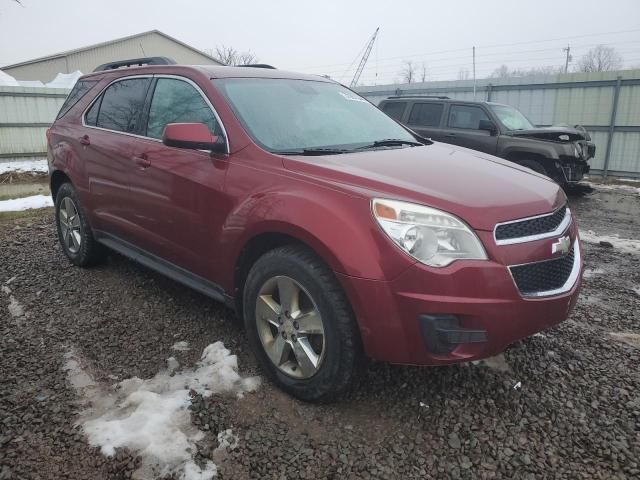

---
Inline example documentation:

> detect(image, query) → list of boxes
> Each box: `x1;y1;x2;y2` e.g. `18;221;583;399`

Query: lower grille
509;243;578;297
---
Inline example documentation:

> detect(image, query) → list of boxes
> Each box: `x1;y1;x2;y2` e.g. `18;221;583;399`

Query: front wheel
518;159;549;177
243;245;361;402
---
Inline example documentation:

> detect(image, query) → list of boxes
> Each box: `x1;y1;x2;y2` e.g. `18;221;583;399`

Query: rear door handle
79;135;90;146
444;133;456;138
132;154;151;169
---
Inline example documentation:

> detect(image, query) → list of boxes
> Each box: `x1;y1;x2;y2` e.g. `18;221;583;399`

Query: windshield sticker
338;91;368;103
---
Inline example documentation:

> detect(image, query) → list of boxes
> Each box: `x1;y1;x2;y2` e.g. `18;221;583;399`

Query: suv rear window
90;78;151;133
56;80;97;120
381;102;407;121
408;103;443;127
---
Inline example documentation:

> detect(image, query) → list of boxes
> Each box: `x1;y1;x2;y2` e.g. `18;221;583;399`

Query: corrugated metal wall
4;31;220;82
356;69;640;178
0;86;69;160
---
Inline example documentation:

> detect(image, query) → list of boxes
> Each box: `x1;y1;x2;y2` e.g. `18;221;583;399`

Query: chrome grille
494;205;570;245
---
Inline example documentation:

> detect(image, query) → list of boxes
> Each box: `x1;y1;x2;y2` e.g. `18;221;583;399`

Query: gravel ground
1;185;639;479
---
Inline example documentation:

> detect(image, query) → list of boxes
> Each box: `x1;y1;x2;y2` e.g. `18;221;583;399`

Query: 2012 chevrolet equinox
48;58;583;401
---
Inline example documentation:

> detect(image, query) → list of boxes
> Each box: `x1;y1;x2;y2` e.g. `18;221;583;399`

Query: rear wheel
55;183;105;266
243;245;361;402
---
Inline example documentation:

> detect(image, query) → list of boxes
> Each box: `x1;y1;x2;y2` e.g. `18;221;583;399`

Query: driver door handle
79;135;90;146
132;154;151;169
444;133;456;138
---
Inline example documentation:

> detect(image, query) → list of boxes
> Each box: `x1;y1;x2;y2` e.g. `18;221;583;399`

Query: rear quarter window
381;102;407;121
408;103;444;127
55;80;98;120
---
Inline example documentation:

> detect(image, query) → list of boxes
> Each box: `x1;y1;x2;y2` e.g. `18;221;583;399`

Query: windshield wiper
277;147;350;156
355;139;424;150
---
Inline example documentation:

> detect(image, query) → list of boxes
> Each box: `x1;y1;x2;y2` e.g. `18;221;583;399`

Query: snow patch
0;194;53;212
479;354;511;372
608;332;640;349
67;342;259;480
583;268;605;278
633;286;640;296
172;341;191;351
17;80;46;88
2;285;25;318
0;159;48;174
584;181;640;196
216;429;239;452
0;69;20;87
46;70;82;89
580;230;640;255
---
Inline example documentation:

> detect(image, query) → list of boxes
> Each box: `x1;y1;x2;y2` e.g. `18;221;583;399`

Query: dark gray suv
379;97;595;187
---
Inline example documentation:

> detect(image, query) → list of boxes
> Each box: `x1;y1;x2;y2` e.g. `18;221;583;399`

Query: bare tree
419;63;428;82
577;45;623;72
208;45;259;66
457;68;470;80
491;64;561;79
490;64;511;79
400;60;416;84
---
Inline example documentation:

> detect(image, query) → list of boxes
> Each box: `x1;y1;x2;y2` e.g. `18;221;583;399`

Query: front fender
498;136;561;160
218;188;415;290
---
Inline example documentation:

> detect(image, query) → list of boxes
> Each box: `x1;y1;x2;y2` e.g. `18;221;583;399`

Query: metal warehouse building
1;30;223;82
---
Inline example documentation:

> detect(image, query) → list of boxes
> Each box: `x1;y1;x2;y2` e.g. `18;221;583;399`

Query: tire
55;183;105;267
243;245;361;402
518;160;549;177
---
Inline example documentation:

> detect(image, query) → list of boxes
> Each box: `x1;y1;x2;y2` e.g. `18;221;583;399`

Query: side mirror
162;123;226;153
478;119;497;135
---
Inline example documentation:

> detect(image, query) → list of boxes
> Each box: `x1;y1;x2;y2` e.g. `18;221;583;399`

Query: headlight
372;198;487;267
573;144;581;158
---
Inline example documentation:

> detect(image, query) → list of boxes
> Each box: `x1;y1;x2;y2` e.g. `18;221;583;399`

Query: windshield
214;78;417;153
489;104;535;131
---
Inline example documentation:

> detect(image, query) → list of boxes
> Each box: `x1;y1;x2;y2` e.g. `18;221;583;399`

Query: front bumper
337;233;583;366
560;160;590;183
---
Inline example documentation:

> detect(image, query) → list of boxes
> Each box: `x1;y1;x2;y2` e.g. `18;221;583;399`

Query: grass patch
0;207;53;225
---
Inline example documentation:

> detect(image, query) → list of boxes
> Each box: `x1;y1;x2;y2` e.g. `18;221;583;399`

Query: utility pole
563;45;571;74
472;46;476;100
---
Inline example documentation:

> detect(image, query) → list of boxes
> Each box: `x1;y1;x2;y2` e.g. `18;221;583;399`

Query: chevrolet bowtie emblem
552;235;571;255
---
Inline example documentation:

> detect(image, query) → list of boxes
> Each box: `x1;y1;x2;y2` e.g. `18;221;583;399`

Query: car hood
282;142;565;231
508;125;591;142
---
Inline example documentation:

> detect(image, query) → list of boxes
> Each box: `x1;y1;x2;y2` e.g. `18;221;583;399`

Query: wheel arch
232;225;345;316
50;169;72;201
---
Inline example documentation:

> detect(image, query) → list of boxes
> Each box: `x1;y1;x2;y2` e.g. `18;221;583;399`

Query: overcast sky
1;0;639;84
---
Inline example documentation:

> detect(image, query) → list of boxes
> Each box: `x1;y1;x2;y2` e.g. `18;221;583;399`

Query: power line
291;28;640;71
308;40;640;76
314;46;640;83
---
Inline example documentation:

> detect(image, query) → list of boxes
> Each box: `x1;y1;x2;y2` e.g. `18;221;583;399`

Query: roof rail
237;64;277;69
387;95;450;99
93;56;177;72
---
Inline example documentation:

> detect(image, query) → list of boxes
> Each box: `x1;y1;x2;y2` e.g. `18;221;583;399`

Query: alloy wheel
255;275;326;379
59;197;82;254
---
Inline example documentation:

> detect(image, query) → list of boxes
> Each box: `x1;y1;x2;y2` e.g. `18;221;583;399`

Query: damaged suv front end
505;125;595;184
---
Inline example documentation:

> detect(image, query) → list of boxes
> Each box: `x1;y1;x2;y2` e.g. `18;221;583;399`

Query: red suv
48;58;583;401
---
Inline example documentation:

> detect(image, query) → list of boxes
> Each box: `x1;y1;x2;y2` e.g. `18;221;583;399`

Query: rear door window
381;102;407;121
447;104;491;130
95;78;151;134
408;103;444;127
146;78;219;139
56;80;98;119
